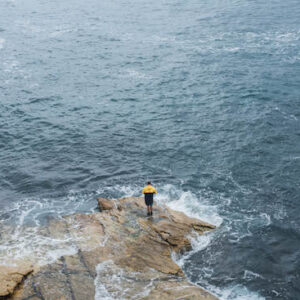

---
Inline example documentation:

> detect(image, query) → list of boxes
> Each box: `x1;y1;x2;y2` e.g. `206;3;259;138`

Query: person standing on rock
142;181;157;216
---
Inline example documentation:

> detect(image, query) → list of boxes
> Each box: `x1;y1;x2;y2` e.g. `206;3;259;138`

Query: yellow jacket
142;185;157;194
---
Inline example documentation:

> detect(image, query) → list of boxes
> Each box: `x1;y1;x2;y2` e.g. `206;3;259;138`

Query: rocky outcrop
3;197;217;300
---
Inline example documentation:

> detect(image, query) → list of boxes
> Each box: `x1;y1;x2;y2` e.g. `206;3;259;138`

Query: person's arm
153;187;157;194
142;187;145;194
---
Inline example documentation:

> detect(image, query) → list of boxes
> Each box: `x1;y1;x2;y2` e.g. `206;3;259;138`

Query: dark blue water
1;0;300;299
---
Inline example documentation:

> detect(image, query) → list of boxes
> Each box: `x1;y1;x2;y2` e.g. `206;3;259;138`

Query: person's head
147;181;151;185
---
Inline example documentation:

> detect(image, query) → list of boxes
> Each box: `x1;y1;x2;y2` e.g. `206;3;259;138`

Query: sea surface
0;0;300;299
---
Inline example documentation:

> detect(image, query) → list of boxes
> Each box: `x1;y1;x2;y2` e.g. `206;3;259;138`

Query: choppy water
1;0;300;299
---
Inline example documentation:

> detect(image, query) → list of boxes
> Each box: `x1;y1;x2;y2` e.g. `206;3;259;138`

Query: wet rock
141;281;218;300
97;197;114;210
7;197;218;300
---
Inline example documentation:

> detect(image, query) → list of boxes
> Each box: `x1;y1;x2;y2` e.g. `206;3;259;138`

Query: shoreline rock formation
0;197;218;300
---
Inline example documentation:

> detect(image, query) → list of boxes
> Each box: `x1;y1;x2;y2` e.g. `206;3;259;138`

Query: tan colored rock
66;213;105;251
141;281;219;300
0;264;33;297
117;234;183;276
97;197;114;210
7;196;218;300
168;208;216;231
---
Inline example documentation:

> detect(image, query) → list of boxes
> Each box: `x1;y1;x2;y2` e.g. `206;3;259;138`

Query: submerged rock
4;197;217;300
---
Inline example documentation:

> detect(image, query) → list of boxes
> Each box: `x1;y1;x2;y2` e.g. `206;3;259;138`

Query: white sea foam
126;69;148;79
155;184;223;226
150;34;176;43
205;283;265;300
259;213;271;226
0;223;79;266
243;270;264;280
1;191;95;226
172;231;213;268
96;184;139;198
94;261;113;300
117;69;150;81
246;212;271;234
0;191;97;266
224;47;240;52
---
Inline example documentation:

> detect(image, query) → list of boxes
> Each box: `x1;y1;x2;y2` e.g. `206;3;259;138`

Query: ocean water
0;0;300;299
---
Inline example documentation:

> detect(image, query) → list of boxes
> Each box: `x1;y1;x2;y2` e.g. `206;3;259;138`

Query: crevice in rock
77;249;93;278
32;275;45;300
96;219;106;236
0;270;33;300
153;229;179;247
60;256;75;300
192;224;215;231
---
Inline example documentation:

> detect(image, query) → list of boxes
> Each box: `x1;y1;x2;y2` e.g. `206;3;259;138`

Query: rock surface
3;197;218;300
97;197;114;211
0;264;33;297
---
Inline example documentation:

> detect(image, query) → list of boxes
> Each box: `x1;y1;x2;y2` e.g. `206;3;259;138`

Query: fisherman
142;181;157;216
